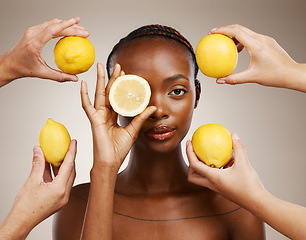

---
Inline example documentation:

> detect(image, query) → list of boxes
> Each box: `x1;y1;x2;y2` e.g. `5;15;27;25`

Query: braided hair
106;24;199;85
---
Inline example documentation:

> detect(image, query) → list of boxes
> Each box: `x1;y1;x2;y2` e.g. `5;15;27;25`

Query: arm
80;63;156;239
186;133;306;239
210;24;306;93
0;17;89;88
0;140;77;240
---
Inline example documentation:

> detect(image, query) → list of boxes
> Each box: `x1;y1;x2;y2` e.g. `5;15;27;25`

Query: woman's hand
0;17;89;87
210;24;306;92
81;63;156;172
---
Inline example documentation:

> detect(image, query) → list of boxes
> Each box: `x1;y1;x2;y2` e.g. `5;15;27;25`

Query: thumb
216;69;254;85
29;146;46;183
125;106;157;140
231;133;248;166
41;67;78;82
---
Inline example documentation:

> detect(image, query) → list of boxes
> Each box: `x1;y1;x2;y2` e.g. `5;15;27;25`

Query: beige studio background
0;0;306;239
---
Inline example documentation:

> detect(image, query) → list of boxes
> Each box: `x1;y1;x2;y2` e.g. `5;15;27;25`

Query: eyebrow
164;74;190;83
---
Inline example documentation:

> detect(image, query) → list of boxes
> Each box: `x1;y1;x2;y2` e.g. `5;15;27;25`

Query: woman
53;24;265;239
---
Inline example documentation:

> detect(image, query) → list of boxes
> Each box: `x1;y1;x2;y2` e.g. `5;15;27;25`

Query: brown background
0;0;305;239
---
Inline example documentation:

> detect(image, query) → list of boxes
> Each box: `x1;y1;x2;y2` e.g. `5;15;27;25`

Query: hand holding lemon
196;34;237;78
191;124;232;168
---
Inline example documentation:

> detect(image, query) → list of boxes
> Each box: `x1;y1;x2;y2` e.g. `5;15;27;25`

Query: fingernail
216;79;226;84
210;27;217;33
33;146;42;156
232;132;240;140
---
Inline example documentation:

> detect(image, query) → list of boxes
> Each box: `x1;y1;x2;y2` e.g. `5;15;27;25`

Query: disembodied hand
186;133;264;206
0;17;90;87
0;140;77;240
210;24;306;92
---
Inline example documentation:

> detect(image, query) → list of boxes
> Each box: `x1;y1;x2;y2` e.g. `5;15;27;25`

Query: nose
149;94;169;120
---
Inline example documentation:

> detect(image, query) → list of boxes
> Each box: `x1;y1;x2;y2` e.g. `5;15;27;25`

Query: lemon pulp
109;75;151;117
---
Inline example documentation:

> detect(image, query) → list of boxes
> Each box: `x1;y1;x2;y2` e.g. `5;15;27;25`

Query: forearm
0;210;33;240
281;62;306;93
0;53;20;88
241;187;306;239
81;165;118;240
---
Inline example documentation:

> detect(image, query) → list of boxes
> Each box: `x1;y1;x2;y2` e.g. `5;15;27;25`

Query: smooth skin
0;140;77;240
186;24;306;240
0;17;89;88
53;37;265;240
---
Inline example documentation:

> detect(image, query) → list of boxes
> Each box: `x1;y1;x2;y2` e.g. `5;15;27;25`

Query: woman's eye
169;89;187;96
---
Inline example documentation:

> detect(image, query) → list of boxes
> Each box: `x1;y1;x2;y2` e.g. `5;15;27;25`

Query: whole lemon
54;36;95;74
191;124;232;168
196;34;237;78
39;118;71;167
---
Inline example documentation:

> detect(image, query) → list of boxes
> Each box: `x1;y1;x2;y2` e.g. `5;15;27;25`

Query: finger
105;63;122;107
29;146;46;183
56;26;90;38
40;17;81;44
187;168;213;189
40;66;78;82
43;161;53;182
216;68;255;85
94;63;106;109
125;106;157;141
231;133;249;167
186;140;216;177
210;24;257;49
55;140;77;184
81;80;96;121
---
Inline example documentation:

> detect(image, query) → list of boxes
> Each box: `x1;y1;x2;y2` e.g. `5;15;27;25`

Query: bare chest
112;193;235;240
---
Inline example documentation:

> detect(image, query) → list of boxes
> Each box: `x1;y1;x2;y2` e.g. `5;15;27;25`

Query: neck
116;144;191;195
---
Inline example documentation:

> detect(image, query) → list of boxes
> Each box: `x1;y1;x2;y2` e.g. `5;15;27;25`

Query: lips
145;125;175;141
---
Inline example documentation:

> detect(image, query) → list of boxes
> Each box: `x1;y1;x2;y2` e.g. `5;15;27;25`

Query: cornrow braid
106;24;199;81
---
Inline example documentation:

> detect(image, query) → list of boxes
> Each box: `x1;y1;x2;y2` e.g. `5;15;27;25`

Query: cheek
171;97;195;129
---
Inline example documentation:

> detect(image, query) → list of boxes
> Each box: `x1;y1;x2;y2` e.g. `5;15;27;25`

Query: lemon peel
39;118;71;167
196;34;237;78
192;124;232;168
54;36;95;74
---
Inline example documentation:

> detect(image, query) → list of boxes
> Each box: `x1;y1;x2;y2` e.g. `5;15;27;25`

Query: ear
194;79;201;109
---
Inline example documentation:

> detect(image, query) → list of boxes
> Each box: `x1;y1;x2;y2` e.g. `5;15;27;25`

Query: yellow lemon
54;36;95;74
192;124;232;168
39;118;71;167
109;74;151;117
196;34;237;78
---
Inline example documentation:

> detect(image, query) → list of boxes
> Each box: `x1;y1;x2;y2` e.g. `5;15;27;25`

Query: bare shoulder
53;183;90;240
216;195;266;240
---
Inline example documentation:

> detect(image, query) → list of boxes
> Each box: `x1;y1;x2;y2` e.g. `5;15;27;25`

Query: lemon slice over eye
109;75;151;117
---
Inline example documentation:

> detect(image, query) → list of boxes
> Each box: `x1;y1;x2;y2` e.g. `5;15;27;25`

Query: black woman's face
112;38;197;153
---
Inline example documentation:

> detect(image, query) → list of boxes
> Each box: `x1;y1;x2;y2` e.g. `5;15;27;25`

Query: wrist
282;62;306;92
0;210;32;240
90;164;119;181
0;52;21;85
